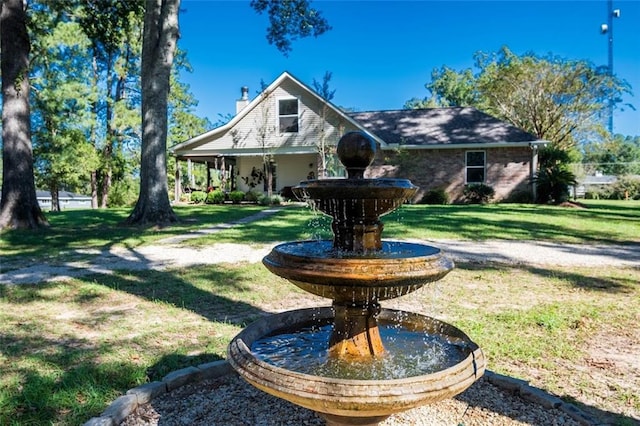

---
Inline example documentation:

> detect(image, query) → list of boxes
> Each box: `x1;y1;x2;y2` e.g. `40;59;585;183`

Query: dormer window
278;98;299;133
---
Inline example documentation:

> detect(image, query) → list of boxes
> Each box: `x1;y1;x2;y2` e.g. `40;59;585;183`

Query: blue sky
178;0;640;137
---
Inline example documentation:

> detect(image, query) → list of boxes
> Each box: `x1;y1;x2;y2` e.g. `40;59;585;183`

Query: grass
1;262;638;425
0;204;265;261
0;200;639;425
187;199;640;245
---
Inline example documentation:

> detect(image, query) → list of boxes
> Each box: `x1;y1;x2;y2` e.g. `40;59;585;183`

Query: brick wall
368;147;533;203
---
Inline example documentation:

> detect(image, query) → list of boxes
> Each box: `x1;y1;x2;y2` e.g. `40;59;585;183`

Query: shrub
271;195;283;205
534;146;577;204
463;183;495;204
603;176;640;200
205;189;225;204
190;191;206;204
229;190;245;204
419;188;449;205
244;190;260;203
258;194;283;206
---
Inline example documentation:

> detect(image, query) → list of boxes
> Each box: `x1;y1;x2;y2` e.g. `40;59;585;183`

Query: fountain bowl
263;240;454;303
227;307;485;424
293;178;417;220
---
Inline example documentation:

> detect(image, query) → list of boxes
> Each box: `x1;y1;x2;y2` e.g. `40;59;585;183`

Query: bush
534;146;577;204
258;194;283;206
419;188;449;205
244;190;260;203
229;190;245;204
190;191;206;204
205;189;225;204
463;183;495;204
603;176;640;200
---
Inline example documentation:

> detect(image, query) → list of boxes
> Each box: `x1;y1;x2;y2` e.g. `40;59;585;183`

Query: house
36;190;92;210
0;190;92;210
171;71;548;202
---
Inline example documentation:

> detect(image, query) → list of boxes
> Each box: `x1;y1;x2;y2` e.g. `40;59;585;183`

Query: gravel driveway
2;238;638;286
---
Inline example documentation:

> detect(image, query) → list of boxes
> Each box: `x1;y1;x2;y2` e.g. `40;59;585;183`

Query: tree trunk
125;0;179;225
50;183;60;212
90;170;98;209
0;0;48;230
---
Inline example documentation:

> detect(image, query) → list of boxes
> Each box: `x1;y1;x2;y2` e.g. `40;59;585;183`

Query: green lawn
0;200;639;425
191;199;640;246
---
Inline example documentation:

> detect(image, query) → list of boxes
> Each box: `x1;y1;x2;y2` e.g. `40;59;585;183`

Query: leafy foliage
409;46;631;151
534;147;578;204
581;134;640;176
229;191;246;204
250;0;331;56
205;189;225;204
419;188;450;205
190;191;206;204
463;183;495;204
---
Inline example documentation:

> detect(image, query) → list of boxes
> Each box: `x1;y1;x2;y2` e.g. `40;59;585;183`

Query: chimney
236;86;249;114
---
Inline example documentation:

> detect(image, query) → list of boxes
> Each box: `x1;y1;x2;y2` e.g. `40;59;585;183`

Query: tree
581;134;640;176
127;0;330;224
312;71;336;178
409;47;631;151
0;0;48;229
30;15;99;211
77;0;144;208
250;0;330;56
125;0;180;225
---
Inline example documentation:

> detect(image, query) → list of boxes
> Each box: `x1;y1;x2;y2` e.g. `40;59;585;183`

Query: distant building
36;190;92;210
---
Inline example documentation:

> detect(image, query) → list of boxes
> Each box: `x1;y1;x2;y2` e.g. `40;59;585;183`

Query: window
465;151;485;183
278;98;298;133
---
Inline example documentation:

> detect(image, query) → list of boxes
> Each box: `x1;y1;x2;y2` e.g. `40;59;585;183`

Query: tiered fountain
228;132;485;426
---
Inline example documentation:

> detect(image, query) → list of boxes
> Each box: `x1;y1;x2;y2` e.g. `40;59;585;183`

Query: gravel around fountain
119;370;588;426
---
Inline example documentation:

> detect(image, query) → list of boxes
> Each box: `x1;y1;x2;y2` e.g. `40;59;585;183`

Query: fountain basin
293;178;417;219
263;240;454;303
227;307;485;424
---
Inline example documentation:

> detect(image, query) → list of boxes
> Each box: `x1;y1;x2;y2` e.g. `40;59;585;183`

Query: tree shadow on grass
0;332;153;425
456;262;638;294
0;259;278;425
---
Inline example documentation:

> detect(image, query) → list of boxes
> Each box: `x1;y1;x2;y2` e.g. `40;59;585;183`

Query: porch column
530;144;539;202
174;158;181;201
187;159;195;188
221;157;227;190
206;161;211;190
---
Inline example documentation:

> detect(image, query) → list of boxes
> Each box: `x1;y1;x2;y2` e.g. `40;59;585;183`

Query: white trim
276;96;300;134
170;71;386;155
382;141;549;151
465;150;486;184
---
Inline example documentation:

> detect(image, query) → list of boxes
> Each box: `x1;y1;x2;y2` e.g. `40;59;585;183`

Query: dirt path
2;238;639;285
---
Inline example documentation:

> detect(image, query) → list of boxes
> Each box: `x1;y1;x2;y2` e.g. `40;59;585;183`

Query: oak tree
0;0;48;229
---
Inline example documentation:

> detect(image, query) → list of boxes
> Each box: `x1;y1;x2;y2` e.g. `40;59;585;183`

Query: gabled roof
172;72;547;156
170;71;381;154
349;107;545;149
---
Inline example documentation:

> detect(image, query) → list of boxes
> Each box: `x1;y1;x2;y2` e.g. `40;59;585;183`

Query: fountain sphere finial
337;132;376;179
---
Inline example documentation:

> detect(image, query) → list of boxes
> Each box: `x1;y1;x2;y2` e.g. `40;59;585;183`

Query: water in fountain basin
274;240;440;259
251;321;469;380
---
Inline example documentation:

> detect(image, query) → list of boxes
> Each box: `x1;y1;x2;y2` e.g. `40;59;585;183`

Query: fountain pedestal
329;303;384;359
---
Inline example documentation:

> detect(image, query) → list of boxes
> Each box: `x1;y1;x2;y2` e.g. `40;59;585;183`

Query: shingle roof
348;107;539;146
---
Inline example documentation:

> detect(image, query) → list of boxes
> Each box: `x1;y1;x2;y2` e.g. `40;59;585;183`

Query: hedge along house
171;71;548;202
